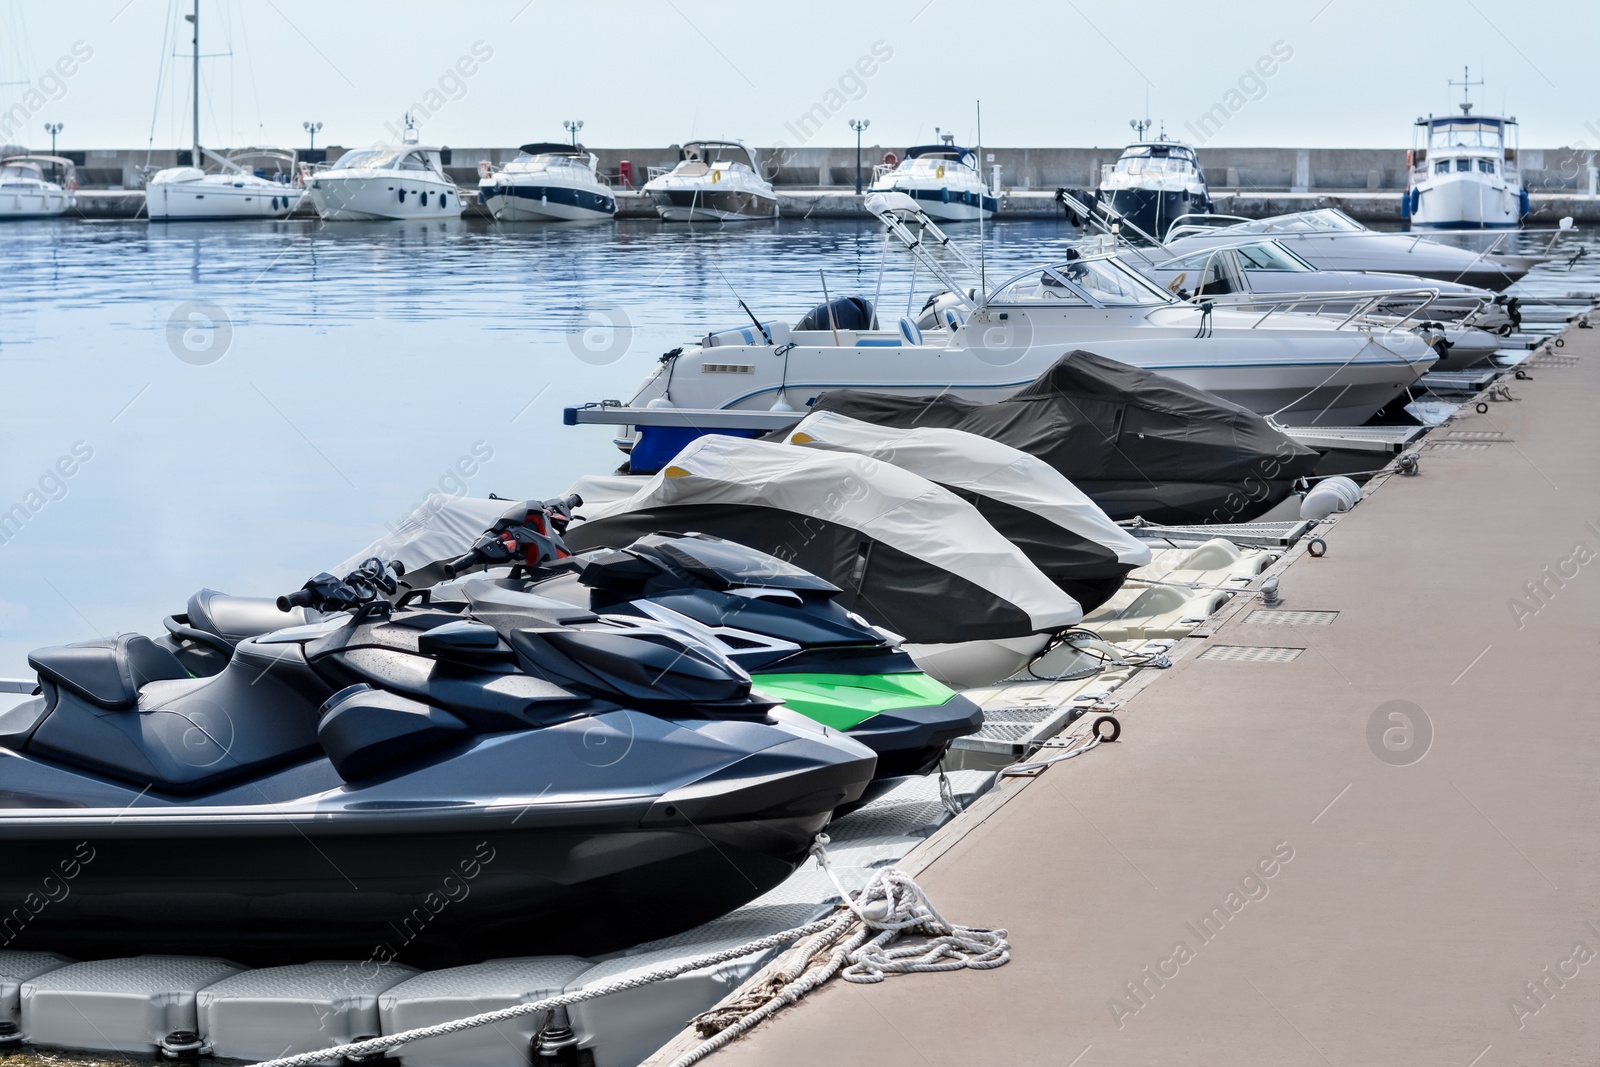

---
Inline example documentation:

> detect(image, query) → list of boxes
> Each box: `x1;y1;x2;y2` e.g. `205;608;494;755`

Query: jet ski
160;498;983;779
803;351;1322;525
0;558;876;966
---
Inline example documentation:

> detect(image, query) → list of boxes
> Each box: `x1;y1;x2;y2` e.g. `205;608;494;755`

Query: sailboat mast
189;0;200;164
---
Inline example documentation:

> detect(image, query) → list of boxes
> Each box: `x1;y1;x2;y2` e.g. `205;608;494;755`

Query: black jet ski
0;558;876;966
159;499;983;779
804;350;1322;525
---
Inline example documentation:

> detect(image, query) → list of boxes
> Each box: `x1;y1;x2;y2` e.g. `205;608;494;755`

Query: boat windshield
992;256;1170;306
0;163;42;182
1430;120;1504;148
1114;144;1197;176
1235;209;1366;234
1234;241;1313;271
329;149;403;171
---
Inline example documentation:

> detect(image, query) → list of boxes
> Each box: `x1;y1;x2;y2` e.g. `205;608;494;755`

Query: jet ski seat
24;635;331;793
188;588;313;645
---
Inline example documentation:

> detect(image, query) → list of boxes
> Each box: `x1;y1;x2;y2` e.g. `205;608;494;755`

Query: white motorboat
305;121;463;221
593;193;1437;464
867;132;995;222
0;155;75;219
642;140;777;222
1405;69;1526;230
1097;137;1211;240
147;148;303;221
1164;208;1546;291
144;0;303;221
478;143;616;221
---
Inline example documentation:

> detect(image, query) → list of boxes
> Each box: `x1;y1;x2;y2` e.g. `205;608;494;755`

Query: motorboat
477;142;616;221
642;140;778;221
1096;137;1212;240
802;351;1322;526
143;1;303;221
1163;208;1544;291
1135;235;1516;369
1405;69;1527;230
0;155;75;219
0;557;875;965
147;148;303;221
594;193;1437;466
162;498;983;779
305;120;463;221
777;410;1152;609
563;434;1088;687
867;132;995;222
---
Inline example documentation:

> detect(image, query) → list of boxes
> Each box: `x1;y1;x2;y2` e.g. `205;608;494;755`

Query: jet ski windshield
610;532;841;594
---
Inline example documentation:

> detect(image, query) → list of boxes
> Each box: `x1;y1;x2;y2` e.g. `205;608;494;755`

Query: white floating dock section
20;956;242;1054
0;952;72;1028
379;957;592;1067
198;961;419;1061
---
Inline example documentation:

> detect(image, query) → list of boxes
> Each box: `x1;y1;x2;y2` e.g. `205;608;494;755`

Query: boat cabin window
1455;158;1471;173
330;149;402;171
1434;160;1450;174
1430;119;1503;149
1234;241;1312;271
1478;159;1496;174
398;152;431;172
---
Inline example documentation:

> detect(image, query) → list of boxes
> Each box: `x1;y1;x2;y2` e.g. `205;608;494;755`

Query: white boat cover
784;411;1151;567
333;496;511;587
566;435;1082;643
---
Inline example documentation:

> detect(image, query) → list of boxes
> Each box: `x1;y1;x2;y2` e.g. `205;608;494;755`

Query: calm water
1;216;1596;674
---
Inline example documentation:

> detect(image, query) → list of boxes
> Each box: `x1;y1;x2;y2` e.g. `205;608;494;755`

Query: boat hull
0;188;72;218
147;179;302;220
307;174;464;221
1410;173;1521;229
868;182;995;222
480;182;616;221
1101;186;1210;240
649;187;778;222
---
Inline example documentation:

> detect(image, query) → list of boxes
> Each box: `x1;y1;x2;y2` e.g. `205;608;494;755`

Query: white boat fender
239;838;1009;1067
1300;476;1361;521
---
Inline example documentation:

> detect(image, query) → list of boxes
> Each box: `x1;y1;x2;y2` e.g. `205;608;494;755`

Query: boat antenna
706;257;773;345
1449;65;1482;115
976;99;985;302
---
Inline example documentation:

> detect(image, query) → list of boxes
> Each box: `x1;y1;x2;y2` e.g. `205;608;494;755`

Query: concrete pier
660;320;1600;1065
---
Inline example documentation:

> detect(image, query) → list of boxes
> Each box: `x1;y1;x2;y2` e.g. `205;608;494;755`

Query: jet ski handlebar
443;495;584;579
278;557;404;613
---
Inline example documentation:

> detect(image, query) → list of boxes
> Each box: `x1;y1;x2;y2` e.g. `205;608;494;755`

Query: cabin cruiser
1164;208;1544;290
0;155;75;218
868;132;995;222
147;147;303;220
305;123;463;221
593;193;1436;467
642;140;778;221
478;142;616;221
1405;70;1526;230
1097;138;1211;240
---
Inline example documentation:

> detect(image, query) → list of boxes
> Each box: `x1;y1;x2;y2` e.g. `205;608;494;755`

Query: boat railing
1164;214;1254;240
1228;287;1445;331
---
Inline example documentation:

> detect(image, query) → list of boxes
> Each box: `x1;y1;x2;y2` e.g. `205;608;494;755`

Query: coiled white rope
242;839;1008;1067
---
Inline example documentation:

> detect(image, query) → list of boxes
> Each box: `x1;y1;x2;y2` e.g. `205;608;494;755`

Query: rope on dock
241;838;1008;1067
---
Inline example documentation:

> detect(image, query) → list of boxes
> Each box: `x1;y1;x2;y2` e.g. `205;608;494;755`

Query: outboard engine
795;295;876;332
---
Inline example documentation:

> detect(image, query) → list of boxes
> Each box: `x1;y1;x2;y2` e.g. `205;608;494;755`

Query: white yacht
593;193;1437;464
305;122;463;221
642;140;777;221
1097;137;1212;240
867;132;995;222
478;143;616;221
1405;69;1526;230
147;148;303;221
144;0;303;221
1164;208;1547;291
0;155;75;219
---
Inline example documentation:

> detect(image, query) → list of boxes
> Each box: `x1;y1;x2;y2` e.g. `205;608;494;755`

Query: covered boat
805;350;1321;525
778;410;1151;611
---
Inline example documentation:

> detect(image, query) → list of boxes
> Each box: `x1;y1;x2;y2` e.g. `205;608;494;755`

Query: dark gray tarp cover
803;350;1321;524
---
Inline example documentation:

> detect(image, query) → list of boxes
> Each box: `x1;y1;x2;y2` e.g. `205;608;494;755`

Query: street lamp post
44;122;63;155
303;121;323;153
564;119;584;147
849;118;870;195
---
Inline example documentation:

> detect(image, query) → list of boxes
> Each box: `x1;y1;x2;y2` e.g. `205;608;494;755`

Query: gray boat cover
564;435;1083;643
781;411;1150;611
802;350;1320;524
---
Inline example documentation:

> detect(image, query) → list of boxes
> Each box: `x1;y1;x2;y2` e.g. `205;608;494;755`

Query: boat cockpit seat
28;634;189;710
898;317;923;346
188;587;312;646
942;308;966;331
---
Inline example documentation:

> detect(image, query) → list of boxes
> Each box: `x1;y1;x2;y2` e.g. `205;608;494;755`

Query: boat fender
1299;476;1360;521
478;160;492;180
64;175;77;193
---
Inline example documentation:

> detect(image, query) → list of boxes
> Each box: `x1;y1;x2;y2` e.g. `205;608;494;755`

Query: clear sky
2;0;1597;153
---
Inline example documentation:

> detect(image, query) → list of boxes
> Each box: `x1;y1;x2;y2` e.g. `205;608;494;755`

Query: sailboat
145;0;303;221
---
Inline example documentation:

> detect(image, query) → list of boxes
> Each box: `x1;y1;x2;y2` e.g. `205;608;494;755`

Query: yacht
642;140;777;221
588;192;1437;467
143;0;303;221
1097;137;1211;240
0;155;75;218
478;142;616;221
1164;208;1546;291
1405;69;1526;230
147;147;303;221
867;132;995;222
305;121;463;221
